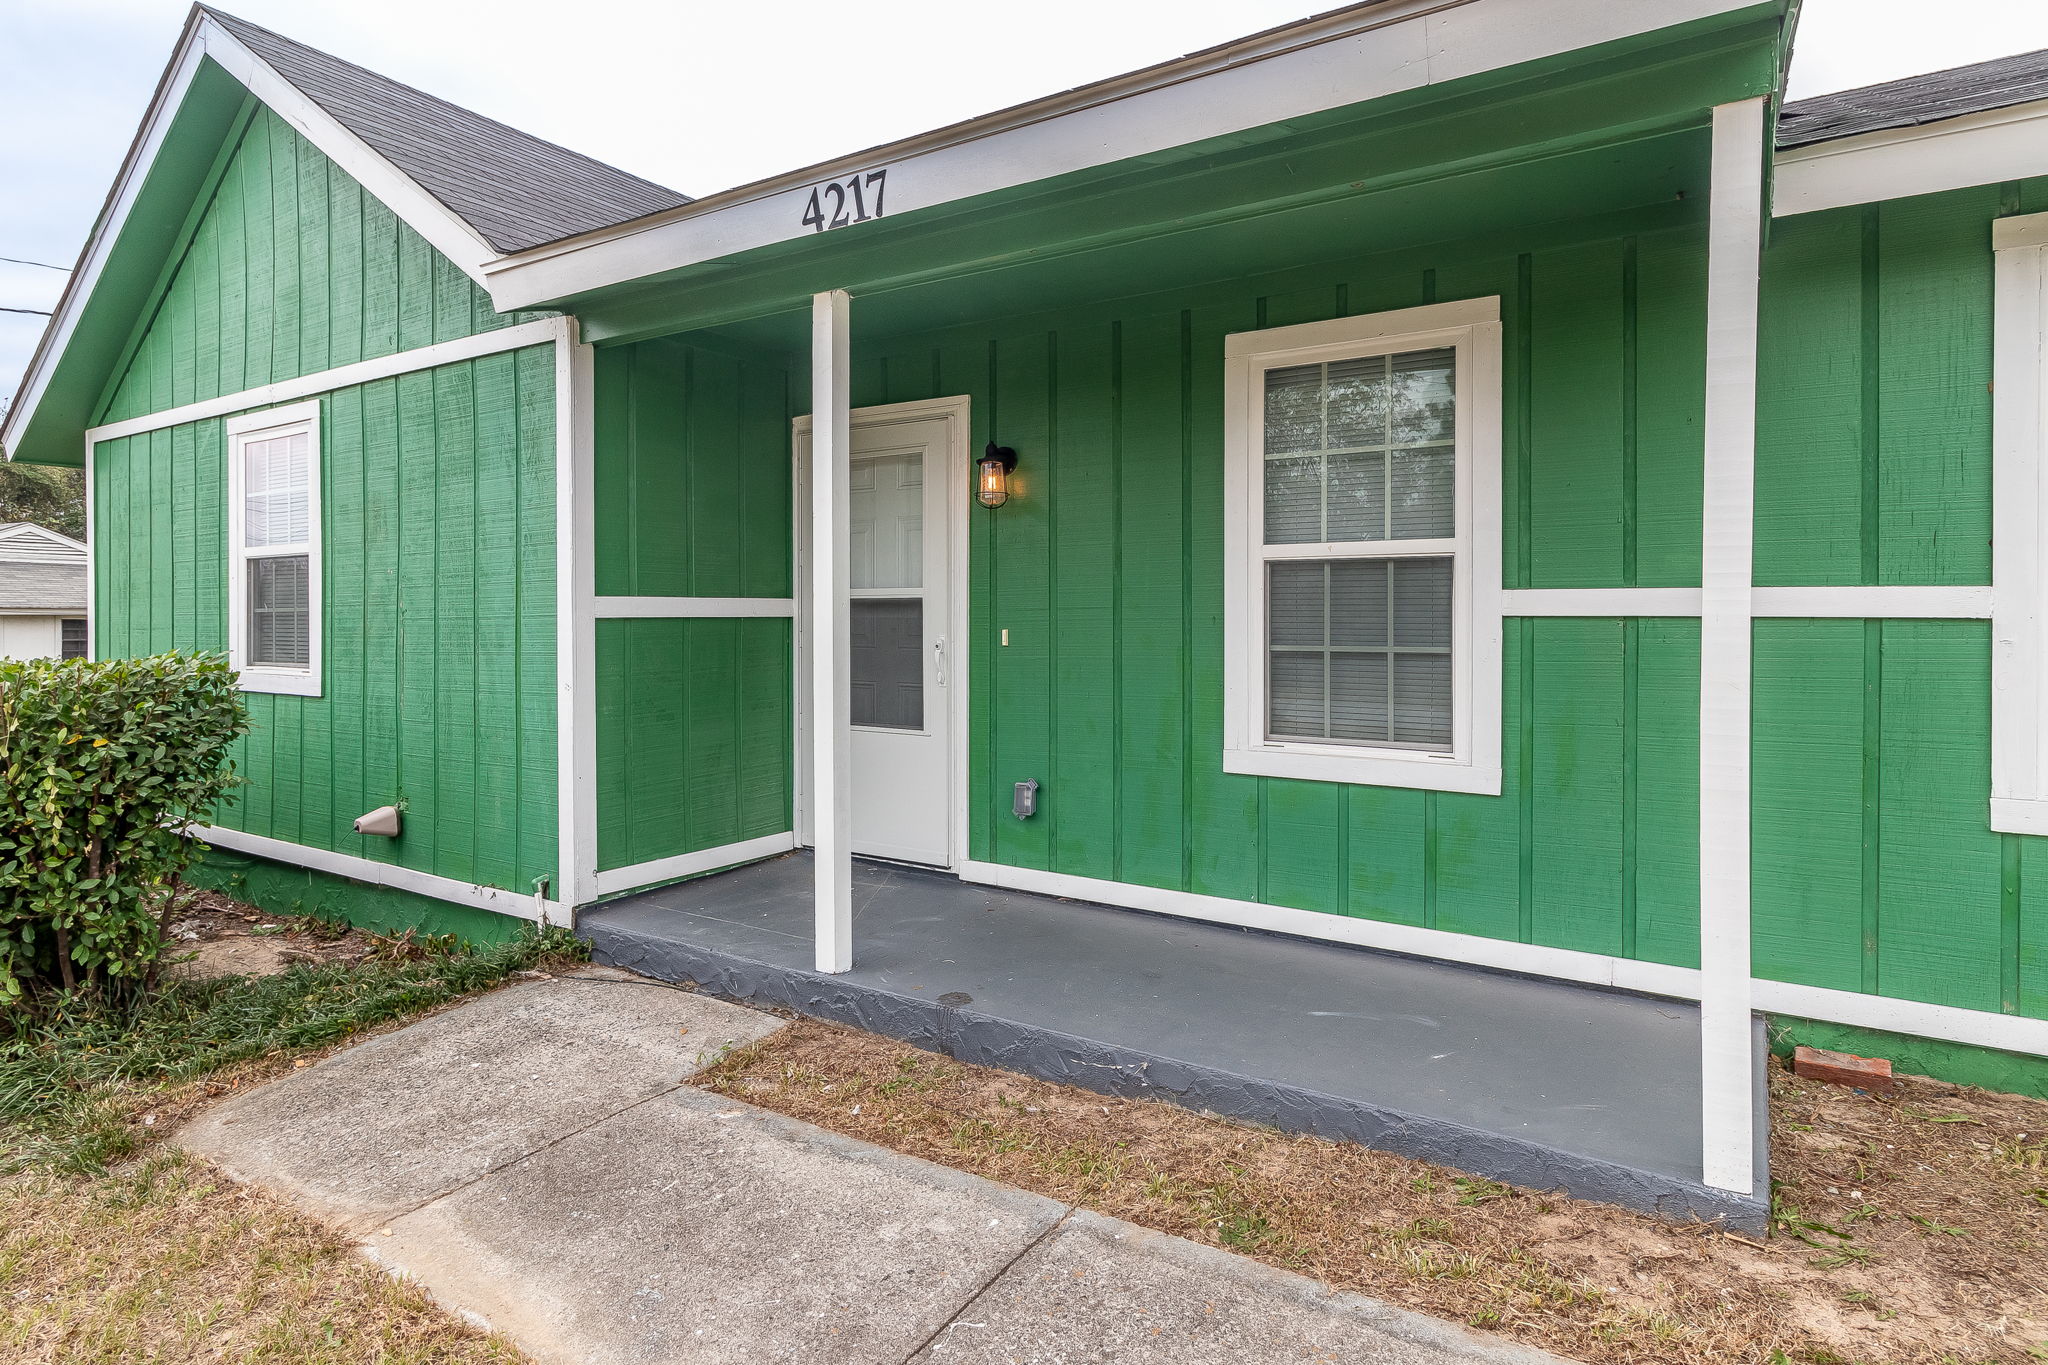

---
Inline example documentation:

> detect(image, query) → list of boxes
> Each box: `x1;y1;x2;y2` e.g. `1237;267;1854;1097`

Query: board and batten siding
819;227;1711;968
92;344;559;898
592;338;794;873
1751;176;2048;1023
98;104;549;428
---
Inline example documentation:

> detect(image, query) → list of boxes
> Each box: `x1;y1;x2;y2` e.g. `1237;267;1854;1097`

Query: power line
1;307;53;316
0;256;69;272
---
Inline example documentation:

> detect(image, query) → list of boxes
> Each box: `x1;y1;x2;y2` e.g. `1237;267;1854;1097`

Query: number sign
801;170;888;233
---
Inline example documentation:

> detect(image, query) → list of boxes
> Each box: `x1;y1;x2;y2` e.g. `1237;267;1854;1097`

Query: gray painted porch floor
582;852;1769;1227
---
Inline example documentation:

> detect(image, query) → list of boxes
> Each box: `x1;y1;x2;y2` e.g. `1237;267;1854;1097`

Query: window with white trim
226;402;322;697
1222;299;1503;794
1991;212;2048;834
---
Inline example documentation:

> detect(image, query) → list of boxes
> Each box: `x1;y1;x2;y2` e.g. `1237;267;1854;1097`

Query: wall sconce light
977;442;1017;508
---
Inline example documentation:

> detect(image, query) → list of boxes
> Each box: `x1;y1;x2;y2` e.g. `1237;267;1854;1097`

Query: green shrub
0;652;248;1002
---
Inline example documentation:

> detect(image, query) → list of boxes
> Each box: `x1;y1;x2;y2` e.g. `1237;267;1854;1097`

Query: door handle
933;636;946;687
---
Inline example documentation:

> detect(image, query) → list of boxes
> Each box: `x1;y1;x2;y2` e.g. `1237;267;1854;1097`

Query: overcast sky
5;0;2047;406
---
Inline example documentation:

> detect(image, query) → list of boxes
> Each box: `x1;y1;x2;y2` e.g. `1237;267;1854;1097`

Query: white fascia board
1;34;207;462
1773;97;2048;218
3;12;504;462
192;17;497;281
481;0;1759;311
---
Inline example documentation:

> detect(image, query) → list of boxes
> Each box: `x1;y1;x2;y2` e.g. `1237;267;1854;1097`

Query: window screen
59;618;86;660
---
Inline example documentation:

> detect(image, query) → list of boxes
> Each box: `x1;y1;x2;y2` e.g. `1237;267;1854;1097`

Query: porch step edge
583;916;1772;1234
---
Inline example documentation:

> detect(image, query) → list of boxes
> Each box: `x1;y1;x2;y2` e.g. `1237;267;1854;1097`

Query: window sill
1990;797;2048;836
1223;745;1502;795
239;668;322;699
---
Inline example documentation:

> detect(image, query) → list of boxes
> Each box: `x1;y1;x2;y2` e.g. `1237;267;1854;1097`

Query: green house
10;1;2048;1225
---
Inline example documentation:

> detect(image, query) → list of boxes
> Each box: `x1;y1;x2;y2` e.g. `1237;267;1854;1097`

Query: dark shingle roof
1779;49;2048;149
202;7;691;253
0;560;86;613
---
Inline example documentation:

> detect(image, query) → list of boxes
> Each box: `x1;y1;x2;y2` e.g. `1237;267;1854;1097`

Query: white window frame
1222;298;1503;794
1992;213;2048;833
225;400;323;698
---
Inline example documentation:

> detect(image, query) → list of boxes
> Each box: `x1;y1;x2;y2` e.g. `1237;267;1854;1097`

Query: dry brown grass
0;1154;526;1365
700;1018;2048;1365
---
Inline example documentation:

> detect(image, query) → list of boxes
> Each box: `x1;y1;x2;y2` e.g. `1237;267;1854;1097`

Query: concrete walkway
179;970;1574;1365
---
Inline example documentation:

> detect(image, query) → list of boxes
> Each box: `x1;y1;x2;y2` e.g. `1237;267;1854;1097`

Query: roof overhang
1772;94;2048;217
482;0;1788;314
2;7;499;467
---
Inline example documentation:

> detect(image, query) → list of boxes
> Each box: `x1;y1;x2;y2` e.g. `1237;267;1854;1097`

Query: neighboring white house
0;522;88;660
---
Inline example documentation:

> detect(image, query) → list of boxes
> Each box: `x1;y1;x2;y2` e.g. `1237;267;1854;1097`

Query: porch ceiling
569;11;1776;351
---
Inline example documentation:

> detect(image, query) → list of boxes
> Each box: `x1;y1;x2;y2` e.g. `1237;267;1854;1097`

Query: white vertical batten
811;290;854;973
81;441;96;661
555;317;599;924
1698;96;1767;1196
1990;213;2048;833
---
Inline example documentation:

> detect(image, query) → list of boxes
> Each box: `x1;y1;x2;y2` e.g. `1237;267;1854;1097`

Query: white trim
225;399;323;698
1221;297;1503;795
1504;587;1704;616
195;825;567;925
792;393;975;893
592;831;797;898
955;859;2048;1060
1774;97;2048;219
1698;96;1767;1196
84;320;564;446
810;291;854;974
82;442;96;660
0;522;88;554
1993;212;2048;838
1754;585;1993;619
194;18;496;280
482;0;1764;311
557;321;599;913
595;596;796;619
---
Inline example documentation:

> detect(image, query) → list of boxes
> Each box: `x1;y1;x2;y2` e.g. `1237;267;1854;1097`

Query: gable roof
199;9;689;253
3;4;689;467
0;522;89;558
1778;49;2048;149
0;560;87;614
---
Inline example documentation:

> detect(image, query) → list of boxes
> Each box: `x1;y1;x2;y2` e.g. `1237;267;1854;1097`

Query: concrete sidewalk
179;969;1575;1365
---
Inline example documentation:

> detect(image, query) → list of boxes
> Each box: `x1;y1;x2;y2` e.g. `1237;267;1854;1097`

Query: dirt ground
700;1018;2048;1365
161;891;409;979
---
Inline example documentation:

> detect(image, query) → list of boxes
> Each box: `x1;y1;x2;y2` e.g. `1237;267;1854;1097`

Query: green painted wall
99;104;547;426
1748;177;2048;1030
93;344;559;898
817;227;1711;970
186;844;527;945
591;338;795;873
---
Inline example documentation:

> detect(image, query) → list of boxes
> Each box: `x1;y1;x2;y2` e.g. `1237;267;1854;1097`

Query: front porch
582;852;1770;1230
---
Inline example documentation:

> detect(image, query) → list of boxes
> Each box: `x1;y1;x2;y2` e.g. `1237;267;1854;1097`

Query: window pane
1262;347;1455;545
60;619;87;660
1392;653;1453;749
244;431;311;547
249;554;310;668
1390;348;1456;445
851;597;922;730
1267;555;1451;751
850;450;923;590
1388;446;1453;539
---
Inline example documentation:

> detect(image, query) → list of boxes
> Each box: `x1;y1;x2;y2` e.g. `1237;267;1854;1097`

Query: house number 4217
801;169;888;232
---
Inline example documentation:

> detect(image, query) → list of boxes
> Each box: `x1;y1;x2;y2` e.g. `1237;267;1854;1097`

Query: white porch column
811;289;854;973
1698;96;1768;1195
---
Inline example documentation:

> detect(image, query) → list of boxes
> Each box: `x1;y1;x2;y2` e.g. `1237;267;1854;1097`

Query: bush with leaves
0;652;248;1003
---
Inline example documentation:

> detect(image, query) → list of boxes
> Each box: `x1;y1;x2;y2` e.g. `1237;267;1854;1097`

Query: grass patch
702;1017;2048;1365
2;925;588;1175
0;1154;524;1364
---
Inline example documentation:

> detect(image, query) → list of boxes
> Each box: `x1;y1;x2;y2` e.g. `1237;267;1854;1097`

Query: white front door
801;409;959;868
